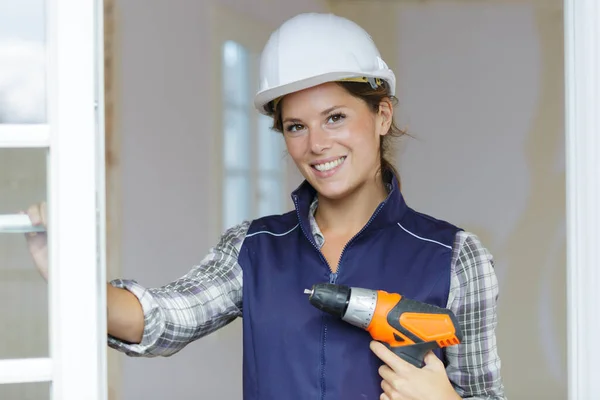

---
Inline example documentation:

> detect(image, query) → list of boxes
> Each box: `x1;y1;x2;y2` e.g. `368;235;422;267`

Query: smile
312;156;346;172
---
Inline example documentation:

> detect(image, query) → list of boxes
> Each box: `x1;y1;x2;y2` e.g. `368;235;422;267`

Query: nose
308;126;332;154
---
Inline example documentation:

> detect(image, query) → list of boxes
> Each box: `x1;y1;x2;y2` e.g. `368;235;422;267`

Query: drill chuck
306;283;350;318
306;283;377;330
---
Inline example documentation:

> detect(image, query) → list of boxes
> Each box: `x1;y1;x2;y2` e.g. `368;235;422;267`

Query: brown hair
264;80;406;183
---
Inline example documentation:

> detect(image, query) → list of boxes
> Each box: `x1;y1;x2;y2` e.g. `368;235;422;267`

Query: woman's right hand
24;202;49;281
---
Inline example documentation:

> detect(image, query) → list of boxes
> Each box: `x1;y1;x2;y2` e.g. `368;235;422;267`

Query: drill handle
385;341;439;368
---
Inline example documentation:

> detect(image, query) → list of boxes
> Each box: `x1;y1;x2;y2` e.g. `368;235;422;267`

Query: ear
376;98;394;137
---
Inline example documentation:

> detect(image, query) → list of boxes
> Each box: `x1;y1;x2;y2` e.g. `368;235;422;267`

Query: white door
0;0;107;399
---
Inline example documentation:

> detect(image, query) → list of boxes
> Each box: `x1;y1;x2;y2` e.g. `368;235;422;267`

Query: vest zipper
292;195;388;280
329;199;387;283
292;195;331;400
293;194;387;400
329;272;337;283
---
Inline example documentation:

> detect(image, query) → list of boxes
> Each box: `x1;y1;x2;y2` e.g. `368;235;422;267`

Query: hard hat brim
253;70;396;115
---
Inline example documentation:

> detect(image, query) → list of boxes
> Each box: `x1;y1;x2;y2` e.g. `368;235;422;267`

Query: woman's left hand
369;341;461;400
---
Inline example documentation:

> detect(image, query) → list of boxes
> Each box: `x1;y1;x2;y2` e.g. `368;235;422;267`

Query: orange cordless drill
304;283;463;368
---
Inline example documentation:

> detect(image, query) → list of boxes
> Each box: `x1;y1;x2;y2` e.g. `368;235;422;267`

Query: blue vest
238;174;462;400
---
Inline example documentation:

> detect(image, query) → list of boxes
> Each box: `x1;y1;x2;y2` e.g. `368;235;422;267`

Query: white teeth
314;157;345;172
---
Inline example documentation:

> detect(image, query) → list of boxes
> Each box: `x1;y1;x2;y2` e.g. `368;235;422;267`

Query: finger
27;204;41;225
380;394;390;400
381;379;394;393
378;364;398;383
381;380;402;399
40;202;47;226
370;341;414;374
423;351;443;370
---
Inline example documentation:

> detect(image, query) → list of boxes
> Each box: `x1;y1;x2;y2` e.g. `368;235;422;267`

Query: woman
25;12;505;400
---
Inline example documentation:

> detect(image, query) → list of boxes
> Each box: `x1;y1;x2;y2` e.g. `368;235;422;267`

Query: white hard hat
254;13;396;115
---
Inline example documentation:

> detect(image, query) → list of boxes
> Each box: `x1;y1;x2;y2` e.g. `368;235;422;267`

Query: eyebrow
282;105;344;124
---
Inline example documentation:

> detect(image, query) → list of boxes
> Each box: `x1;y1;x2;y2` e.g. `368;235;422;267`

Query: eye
285;123;305;133
327;113;346;124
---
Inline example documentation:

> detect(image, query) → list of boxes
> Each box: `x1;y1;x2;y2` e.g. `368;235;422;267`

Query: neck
314;174;389;237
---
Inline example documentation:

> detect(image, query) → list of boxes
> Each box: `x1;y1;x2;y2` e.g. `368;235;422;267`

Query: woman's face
280;82;392;200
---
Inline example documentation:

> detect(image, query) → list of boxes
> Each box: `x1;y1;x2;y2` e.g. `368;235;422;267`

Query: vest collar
290;170;408;245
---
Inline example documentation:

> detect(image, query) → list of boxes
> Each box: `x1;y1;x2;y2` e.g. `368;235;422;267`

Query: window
221;40;286;231
0;0;46;125
0;1;107;399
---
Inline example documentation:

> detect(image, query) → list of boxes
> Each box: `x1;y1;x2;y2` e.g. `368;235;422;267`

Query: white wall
333;1;566;398
111;1;328;399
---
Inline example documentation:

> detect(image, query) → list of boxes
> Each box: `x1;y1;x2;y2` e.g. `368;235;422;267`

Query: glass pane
0;149;49;359
223;173;251;230
257;175;284;217
258;114;285;172
223;108;250;170
0;0;47;124
0;381;49;400
222;40;249;107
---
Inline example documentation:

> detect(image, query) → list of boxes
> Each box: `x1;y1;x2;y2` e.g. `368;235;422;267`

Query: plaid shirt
109;197;505;399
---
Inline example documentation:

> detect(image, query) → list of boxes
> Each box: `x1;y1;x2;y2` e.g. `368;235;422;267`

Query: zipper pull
329;272;338;284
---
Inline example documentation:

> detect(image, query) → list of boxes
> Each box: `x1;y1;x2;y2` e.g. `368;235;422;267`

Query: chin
310;181;355;201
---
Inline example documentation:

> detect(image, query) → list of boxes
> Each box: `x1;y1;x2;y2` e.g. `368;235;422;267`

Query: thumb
423;351;444;370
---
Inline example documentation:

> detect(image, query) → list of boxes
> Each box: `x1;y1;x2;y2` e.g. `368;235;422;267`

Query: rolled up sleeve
107;221;250;357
